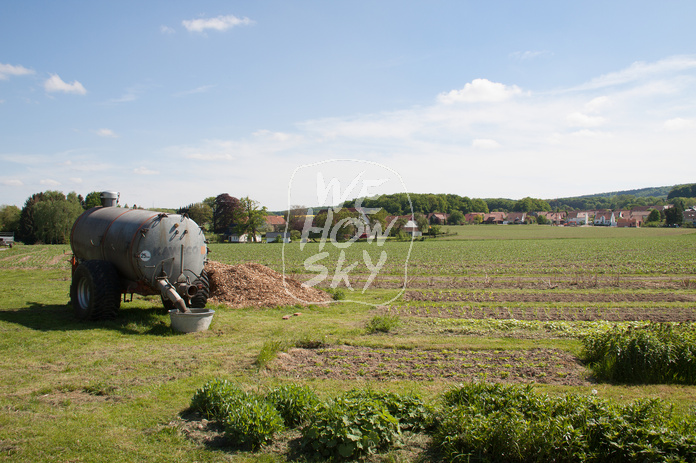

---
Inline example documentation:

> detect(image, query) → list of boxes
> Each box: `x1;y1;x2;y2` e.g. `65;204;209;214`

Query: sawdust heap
205;261;332;308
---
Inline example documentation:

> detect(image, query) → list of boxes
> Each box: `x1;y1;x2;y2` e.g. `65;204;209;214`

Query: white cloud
182;15;254;32
1;179;23;187
0;63;34;80
44;74;87;95
437;78;523;104
160;25;175;34
134;167;159;175
566;112;605;127
95;128;118;138
472;139;501;149
572;55;696;91
40;179;61;186
174;85;216;97
664;117;696;130
69;177;83;184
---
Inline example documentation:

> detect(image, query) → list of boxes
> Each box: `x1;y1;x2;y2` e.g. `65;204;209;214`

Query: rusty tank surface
69;192;209;320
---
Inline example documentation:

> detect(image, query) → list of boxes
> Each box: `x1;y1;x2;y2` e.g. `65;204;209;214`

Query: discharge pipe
155;278;190;313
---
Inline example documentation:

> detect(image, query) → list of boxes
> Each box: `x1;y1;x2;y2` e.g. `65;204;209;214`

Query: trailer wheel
70;260;121;320
190;270;209;308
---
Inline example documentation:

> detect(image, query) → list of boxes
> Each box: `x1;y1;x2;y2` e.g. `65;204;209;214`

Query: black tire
190;270;209;308
70;260;121;320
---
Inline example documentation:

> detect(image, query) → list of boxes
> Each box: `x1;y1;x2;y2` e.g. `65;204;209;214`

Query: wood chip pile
205;261;332;308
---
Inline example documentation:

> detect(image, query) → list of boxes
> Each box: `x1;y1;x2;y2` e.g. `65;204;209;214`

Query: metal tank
69;191;209;320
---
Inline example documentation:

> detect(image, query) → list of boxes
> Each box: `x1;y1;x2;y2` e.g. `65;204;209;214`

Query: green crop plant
222;397;284;450
300;395;401;460
365;314;401;334
265;384;319;427
433;382;696;462
582;323;696;384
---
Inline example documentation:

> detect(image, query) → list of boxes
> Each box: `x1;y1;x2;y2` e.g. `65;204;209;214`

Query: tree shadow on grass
0;302;179;336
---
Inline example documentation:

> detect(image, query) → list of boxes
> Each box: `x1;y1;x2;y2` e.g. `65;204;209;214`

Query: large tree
177;202;213;229
212;194;242;234
0;205;20;233
664;204;684;226
83;191;103;209
286;205;309;232
18;191;84;244
237;197;268;242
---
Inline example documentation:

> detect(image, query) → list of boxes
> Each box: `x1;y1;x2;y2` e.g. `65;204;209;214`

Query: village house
504;212;527;224
566;211;590;226
594;210;616;226
403;219;422;237
264;215;287;232
537;211;567;225
464;212;484;224
683;209;696;226
227;233;262;243
266;231;292;243
483;212;506;224
427;212;449;225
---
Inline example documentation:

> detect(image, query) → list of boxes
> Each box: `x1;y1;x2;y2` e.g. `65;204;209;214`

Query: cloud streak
0;63;34;80
182;15;254;32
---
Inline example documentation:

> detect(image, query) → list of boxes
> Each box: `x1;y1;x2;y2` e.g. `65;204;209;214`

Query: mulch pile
205;261;332;308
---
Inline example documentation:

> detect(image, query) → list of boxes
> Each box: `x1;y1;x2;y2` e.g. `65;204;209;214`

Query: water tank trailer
69;192;209;320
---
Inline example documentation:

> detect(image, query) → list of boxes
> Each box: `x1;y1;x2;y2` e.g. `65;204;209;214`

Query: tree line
0;191;268;245
2;184;694;244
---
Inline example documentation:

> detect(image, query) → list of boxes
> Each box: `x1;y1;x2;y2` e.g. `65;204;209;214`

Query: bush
190;378;284;450
582;323;696;384
266;384;320;427
324;287;346;301
190;378;247;421
433;382;696;463
344;389;432;431
300;395;401;460
222;397;284;450
365;314;400;334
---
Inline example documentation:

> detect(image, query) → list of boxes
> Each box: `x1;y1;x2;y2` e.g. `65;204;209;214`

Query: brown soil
206;261;332;308
272;345;589;386
402;290;696;304
391;305;696;323
300;274;696;291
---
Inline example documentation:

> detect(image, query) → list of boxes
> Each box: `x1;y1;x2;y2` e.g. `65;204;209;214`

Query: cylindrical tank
70;207;208;288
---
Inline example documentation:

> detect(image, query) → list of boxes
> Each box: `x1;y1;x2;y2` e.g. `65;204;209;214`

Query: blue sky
2;1;696;211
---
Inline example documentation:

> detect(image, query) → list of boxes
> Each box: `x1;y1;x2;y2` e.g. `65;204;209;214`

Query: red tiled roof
265;215;286;226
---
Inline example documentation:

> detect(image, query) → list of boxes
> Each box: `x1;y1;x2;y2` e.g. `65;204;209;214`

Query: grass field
0;225;695;461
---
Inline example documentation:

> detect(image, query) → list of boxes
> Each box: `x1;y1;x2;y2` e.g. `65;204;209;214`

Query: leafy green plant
222;396;285;450
365;314;400;334
190;378;246;421
300;395;401;460
191;378;284;450
344;388;432;431
266;384;319;427
433;382;696;463
582;323;696;384
324;287;346;301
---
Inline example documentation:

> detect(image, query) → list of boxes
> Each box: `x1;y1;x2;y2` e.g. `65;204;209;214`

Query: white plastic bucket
169;308;215;333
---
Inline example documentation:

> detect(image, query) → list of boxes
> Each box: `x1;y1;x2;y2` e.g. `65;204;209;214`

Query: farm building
265;215;287;232
266;232;292;243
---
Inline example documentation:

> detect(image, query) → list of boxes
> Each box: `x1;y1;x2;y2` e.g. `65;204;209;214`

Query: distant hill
552;185;673;201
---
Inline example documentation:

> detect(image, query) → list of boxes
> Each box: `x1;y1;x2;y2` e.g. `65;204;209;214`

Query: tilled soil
402;290;696;303
206;261;332;308
272;345;590;386
389;305;696;322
